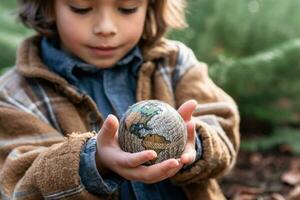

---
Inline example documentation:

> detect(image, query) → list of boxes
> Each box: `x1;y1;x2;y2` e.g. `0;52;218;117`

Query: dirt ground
220;150;300;200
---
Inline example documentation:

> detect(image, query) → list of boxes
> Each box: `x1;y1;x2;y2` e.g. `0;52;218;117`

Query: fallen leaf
281;160;300;186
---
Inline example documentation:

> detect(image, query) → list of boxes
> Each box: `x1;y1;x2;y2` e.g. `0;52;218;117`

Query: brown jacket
0;36;240;199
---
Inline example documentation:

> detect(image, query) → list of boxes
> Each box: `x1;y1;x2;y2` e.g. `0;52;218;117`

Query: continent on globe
118;100;187;165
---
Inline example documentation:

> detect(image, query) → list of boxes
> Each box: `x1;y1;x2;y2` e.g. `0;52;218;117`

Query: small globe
118;100;187;165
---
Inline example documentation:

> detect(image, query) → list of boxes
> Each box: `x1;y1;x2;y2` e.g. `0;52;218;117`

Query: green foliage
0;0;32;69
170;0;300;63
169;0;300;127
241;128;300;155
210;39;300;125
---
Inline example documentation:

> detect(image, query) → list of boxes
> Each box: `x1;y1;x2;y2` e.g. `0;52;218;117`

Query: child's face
54;0;148;68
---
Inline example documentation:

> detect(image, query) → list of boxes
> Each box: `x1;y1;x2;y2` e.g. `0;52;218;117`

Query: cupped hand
95;114;184;184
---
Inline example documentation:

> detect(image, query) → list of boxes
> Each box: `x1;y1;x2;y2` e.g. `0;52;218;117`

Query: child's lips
87;45;119;57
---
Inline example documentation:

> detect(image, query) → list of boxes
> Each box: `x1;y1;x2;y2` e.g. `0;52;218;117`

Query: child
0;0;240;199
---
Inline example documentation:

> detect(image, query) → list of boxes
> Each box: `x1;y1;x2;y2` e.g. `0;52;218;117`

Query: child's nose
93;13;117;36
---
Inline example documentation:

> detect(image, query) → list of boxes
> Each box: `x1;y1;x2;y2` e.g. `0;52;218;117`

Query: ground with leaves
220;149;300;200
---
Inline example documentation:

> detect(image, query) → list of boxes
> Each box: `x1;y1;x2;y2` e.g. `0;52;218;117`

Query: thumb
97;114;119;143
177;100;197;122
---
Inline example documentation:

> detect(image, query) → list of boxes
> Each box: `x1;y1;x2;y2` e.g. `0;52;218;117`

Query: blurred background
1;0;300;199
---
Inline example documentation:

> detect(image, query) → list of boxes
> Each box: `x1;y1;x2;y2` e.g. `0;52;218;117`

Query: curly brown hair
17;0;187;48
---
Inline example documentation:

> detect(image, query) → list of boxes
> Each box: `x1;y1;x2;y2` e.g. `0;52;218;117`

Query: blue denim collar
40;37;143;83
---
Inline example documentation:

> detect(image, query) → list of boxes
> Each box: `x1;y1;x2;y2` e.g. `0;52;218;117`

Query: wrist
79;138;124;195
95;150;110;176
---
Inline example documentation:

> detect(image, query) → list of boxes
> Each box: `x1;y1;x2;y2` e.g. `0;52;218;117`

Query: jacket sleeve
171;61;240;185
0;102;101;199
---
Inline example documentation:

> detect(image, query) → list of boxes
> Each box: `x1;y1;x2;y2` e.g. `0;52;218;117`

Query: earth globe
118;100;187;165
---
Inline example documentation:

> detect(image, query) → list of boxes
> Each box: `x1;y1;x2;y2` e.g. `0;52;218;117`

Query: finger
177;100;197;121
181;150;196;165
138;159;181;183
186;121;196;144
164;160;184;178
181;121;196;164
147;161;184;183
119;150;157;168
97;114;119;144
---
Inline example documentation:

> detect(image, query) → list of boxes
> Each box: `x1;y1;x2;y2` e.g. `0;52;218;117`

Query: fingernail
181;154;189;163
107;114;112;118
190;99;197;104
148;151;157;159
173;159;180;167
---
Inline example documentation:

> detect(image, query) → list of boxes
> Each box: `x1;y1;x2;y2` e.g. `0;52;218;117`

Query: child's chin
88;59;118;69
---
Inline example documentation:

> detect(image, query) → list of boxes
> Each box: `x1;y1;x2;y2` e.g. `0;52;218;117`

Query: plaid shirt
0;35;240;200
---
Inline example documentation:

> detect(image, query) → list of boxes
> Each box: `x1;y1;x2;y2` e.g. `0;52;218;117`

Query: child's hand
177;100;198;165
95;114;183;184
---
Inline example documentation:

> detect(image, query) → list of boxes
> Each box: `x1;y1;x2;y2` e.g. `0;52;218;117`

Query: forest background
1;0;300;199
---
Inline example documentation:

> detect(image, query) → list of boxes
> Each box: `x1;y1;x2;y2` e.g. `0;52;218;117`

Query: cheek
54;5;87;46
57;16;80;41
55;16;86;52
122;16;146;42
